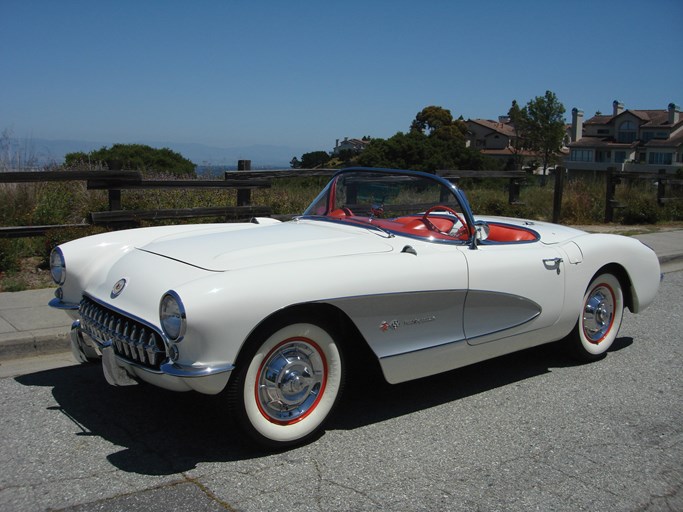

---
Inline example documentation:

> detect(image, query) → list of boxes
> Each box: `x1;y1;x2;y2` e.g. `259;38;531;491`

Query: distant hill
25;138;310;168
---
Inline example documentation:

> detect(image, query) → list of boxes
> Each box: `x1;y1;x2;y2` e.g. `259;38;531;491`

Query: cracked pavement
0;272;681;511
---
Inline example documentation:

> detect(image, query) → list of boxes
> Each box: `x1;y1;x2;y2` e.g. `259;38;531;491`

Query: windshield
303;168;474;242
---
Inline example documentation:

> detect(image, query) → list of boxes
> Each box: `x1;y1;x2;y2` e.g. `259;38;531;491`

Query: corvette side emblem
111;278;127;298
380;320;400;332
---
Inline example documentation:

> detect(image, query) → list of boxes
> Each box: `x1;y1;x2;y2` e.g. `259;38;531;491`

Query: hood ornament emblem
111;278;127;298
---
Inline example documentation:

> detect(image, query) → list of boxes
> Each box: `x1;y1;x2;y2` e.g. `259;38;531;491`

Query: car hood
137;220;394;271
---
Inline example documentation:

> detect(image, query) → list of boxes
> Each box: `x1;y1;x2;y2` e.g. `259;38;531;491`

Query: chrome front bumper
70;321;234;395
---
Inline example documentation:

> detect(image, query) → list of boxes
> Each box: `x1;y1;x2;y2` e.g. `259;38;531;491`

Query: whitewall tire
229;321;345;448
569;273;624;361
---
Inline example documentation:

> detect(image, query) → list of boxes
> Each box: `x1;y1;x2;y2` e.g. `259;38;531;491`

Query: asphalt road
0;273;681;512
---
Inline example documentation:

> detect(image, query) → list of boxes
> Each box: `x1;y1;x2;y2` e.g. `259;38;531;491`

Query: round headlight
49;248;66;285
160;291;186;342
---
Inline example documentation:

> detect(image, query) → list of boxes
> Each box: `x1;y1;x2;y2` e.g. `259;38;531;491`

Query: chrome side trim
49;298;80;311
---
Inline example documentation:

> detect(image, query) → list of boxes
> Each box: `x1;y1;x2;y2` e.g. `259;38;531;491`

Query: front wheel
227;320;345;448
567;272;624;361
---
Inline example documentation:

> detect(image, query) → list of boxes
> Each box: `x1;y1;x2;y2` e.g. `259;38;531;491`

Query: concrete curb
0;331;71;361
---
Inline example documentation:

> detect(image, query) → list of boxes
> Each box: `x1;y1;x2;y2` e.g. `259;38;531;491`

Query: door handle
543;257;563;274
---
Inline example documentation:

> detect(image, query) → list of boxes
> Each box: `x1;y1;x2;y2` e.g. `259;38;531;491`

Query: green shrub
620;198;660;225
0;239;21;273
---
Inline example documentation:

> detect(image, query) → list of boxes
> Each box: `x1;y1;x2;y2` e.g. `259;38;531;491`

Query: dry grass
1;171;681;291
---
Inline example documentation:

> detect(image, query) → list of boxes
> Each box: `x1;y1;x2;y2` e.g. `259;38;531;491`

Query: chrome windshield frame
301;167;477;246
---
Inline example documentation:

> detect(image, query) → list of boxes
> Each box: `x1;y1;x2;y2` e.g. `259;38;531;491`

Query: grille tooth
136;328;147;363
145;334;158;366
128;325;138;360
114;319;123;352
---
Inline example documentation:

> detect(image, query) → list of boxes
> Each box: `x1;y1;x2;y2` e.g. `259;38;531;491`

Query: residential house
566;100;682;174
465;117;570;170
333;137;369;155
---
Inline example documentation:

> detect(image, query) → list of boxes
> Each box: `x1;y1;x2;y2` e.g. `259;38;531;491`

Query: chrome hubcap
583;285;615;343
257;340;325;423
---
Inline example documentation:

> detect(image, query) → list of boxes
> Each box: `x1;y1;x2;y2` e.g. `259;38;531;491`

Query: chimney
668;103;680;124
571;108;584;142
613;100;624;116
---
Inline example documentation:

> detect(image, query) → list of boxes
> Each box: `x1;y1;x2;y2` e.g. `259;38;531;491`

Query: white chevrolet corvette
49;168;660;447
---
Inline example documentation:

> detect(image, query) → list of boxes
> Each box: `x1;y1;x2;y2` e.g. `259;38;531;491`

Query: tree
299;151;330;169
357;129;489;172
523;91;566;185
410;106;455;135
356;104;498;172
64;144;196;177
506;100;527;170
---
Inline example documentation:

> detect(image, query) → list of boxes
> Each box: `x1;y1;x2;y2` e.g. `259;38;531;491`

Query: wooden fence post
604;166;619;223
108;189;121;211
657;169;666;206
508;177;521;205
552;166;564;224
236;160;251;206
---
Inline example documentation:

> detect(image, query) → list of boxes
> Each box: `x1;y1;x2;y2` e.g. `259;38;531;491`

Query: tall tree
523;91;566;185
507;100;527;170
410;106;455;135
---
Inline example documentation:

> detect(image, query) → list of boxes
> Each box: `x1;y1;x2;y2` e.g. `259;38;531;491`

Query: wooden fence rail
0;166;527;239
4;164;675;239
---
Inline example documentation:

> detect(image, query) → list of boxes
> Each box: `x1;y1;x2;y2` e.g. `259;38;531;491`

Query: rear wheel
227;320;345;448
568;272;624;361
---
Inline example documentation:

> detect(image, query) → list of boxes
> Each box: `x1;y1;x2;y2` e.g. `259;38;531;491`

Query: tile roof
468;119;517;137
644;131;683;148
585;109;682;129
570;137;638;149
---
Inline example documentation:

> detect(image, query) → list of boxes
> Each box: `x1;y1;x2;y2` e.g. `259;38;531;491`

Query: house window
596;150;611;162
642;132;654;142
648;152;673;165
570;149;592;162
597;129;609;135
615;151;626;163
617;120;637;143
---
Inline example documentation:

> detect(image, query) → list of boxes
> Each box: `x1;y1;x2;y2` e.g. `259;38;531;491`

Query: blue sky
1;0;682;156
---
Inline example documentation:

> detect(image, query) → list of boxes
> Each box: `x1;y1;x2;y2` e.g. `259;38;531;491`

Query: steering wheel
422;205;468;237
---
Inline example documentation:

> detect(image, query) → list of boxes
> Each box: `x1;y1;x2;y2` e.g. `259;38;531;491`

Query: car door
460;242;565;345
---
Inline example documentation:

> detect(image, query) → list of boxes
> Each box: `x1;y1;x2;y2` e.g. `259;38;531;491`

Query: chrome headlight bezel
49;248;66;285
159;291;186;342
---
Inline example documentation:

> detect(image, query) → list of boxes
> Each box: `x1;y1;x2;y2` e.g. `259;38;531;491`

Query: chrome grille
79;296;167;370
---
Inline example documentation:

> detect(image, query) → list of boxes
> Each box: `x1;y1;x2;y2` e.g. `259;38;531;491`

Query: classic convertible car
49;168;660;447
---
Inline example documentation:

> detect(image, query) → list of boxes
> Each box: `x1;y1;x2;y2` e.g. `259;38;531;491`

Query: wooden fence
1;164;678;239
0;165;525;238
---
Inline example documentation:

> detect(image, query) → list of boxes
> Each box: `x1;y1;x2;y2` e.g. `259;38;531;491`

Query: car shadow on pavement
332;336;634;431
13;337;632;475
